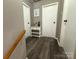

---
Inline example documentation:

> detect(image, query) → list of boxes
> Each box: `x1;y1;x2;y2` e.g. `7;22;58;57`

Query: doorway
42;2;58;37
22;2;31;37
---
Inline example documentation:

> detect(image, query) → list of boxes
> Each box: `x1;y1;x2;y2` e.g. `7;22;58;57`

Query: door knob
64;20;67;22
53;21;55;24
64;19;67;24
28;22;29;24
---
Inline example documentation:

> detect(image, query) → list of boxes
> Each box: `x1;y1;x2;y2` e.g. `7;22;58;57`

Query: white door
42;2;58;37
23;4;31;37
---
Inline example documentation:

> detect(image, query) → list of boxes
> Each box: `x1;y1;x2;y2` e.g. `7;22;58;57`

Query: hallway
3;0;76;58
26;37;68;59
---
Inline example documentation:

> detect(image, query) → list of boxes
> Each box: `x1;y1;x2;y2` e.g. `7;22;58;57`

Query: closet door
23;4;31;37
42;2;58;37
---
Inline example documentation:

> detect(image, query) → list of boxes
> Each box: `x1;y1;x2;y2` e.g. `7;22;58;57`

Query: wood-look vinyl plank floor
26;37;68;59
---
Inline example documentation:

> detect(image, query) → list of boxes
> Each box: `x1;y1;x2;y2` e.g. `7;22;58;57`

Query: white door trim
22;2;30;8
22;2;31;27
42;2;59;8
22;2;31;37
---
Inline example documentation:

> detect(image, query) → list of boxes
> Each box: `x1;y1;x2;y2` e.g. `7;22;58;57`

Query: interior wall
3;0;26;58
9;36;26;59
31;0;64;38
61;0;76;59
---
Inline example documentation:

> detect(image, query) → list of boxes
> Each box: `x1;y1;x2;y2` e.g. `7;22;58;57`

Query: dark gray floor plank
26;37;68;59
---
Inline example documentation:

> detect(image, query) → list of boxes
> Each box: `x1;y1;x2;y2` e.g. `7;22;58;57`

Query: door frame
42;2;59;38
22;2;30;8
22;2;31;37
42;2;58;8
22;2;31;28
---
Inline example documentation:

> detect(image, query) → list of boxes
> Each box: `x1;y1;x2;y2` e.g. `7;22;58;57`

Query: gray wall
10;36;26;59
61;0;76;59
3;0;26;58
31;0;64;38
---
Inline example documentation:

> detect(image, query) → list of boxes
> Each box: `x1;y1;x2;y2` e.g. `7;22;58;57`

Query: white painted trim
22;2;31;29
42;2;59;8
22;2;30;8
22;3;31;37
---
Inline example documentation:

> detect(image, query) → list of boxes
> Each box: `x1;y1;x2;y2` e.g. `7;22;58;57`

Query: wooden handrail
4;30;26;59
